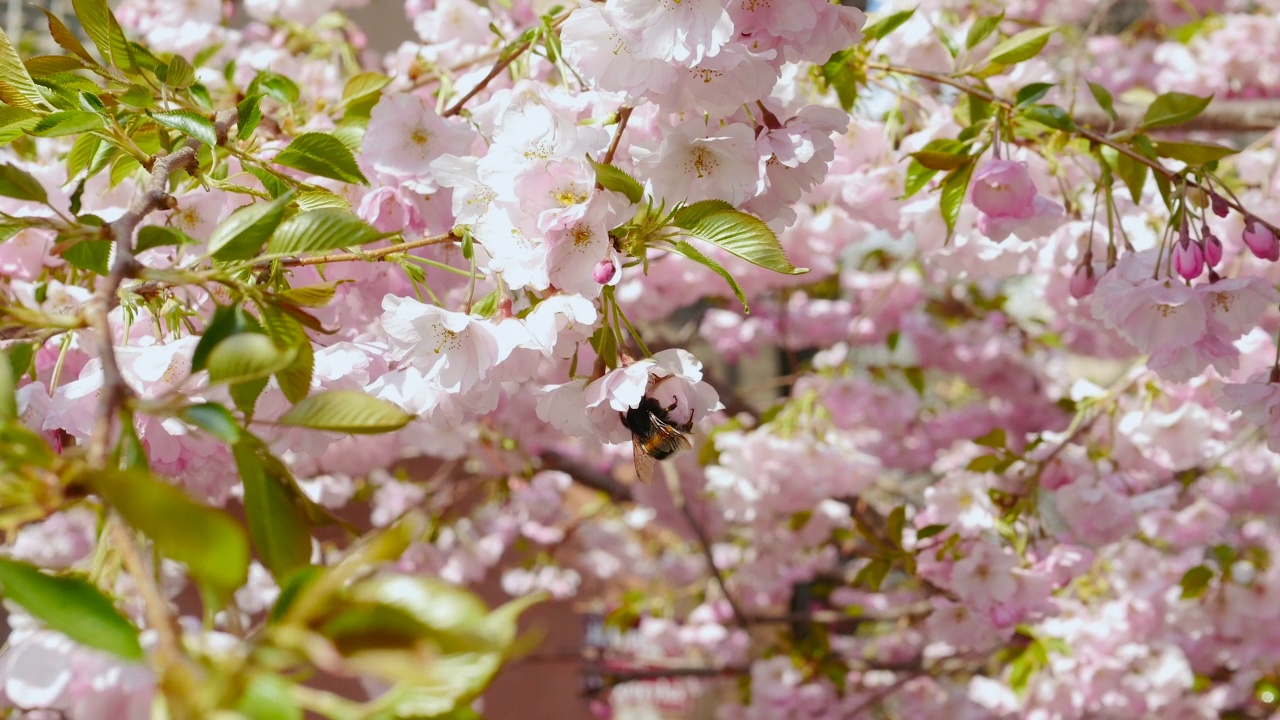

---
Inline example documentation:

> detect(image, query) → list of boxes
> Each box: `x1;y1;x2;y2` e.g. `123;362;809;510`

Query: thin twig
600;106;633;167
441;14;570;118
272;232;455;268
672;480;748;630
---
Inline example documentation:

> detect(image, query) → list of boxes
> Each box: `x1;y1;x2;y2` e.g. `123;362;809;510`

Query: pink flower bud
1243;218;1280;261
1173;239;1204;280
970;159;1038;219
1069;263;1097;299
593;259;618;285
1202;227;1223;266
1210;192;1229;218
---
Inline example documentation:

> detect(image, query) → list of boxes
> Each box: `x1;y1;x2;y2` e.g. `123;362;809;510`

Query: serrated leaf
0;27;46;110
1088;81;1117;122
30;110;103;137
251;71;299;105
902;159;938;199
206;333;296;385
62;238;110;275
966;13;1003;49
863;9;915;40
1153;140;1237;166
181;402;241;444
66;134;99;181
342;71;391;105
118;84;153;108
93;468;248;599
25;55;87;78
1180;565;1213;599
673;200;805;275
0;559;143;661
940;161;975;236
151;109;217;147
237;93;263;141
234;442;312;580
208;190;295;261
40;9;96;65
73;0;134;72
109;154;141;188
135;225;195;253
986;26;1055;66
164;55;195;89
670;240;749;313
273;133;367;185
265;208;383;255
587;157;643;204
230;376;268;419
277;340;313;404
295;189;349;211
1143;92;1212;130
0;163;48;204
278;390;414;434
279;283;342;307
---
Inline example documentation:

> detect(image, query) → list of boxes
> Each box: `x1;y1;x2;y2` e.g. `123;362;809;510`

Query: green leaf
1153;140;1237;166
975;428;1007;448
916;523;948;540
181;402;241;444
234;442;312;580
0;163;47;204
967;454;1002;472
273;133;367;185
118;84;154;108
30;111;103;137
854;558;891;591
135;225;195;253
903;366;926;396
39;9;96;65
347;576;494;649
25;55;87;78
279;282;343;308
1180;565;1213;599
1015;82;1055;107
587;157;644;204
251;71;299;105
863;9;915;41
208;190;295;261
0;349;15;422
939;161;975;237
1115;151;1148;204
151;109;217;147
164;55;195;89
886;506;906;548
820;49;859;112
265;208;383;255
66;134;99;181
909;139;970;171
1020;104;1075;132
278;390;414;434
236;93;263;141
238;675;302;720
92;468;249;599
1143;92;1212;130
902;159;938;199
206;333;296;385
0;27;46;110
0;559;143;661
1088;81;1117;122
231;376;269;419
670;240;749;313
276;339;314;404
72;0;134;72
673;200;806;275
986;26;1056;66
342;71;391;106
966;13;1004;49
192;304;250;373
62;239;111;275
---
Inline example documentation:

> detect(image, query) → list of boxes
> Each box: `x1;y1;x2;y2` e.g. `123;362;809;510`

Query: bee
622;394;693;484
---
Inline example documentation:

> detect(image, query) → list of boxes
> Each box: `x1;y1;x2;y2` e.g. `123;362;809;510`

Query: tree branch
272;232;455;268
540;450;634;503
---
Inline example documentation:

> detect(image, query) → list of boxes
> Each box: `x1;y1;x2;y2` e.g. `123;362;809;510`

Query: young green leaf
341;71;391;106
181;402;241;444
273;133;368;185
1180;565;1214;599
965;13;1004;49
0;559;143;661
670;240;750;313
673;200;806;275
903;159;939;199
135;225;195;253
0;163;48;204
277;390;415;434
237;675;303;720
587;158;644;204
25;55;87;78
205;333;296;385
30;111;103;137
61;239;111;275
1115;151;1149;204
165;55;195;89
0;349;15;421
939;160;975;237
1014;82;1055;107
1087;81;1117;122
0;27;47;110
1153;140;1237;166
192;304;251;373
93;468;249;598
39;8;96;65
862;8;915;41
150;109;217;147
985;26;1056;66
234;442;312;580
265;208;384;255
1020;104;1075;132
207;190;295;261
72;0;134;72
1142;92;1212;130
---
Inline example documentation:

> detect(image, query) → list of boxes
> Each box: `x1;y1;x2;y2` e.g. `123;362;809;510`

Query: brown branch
442;14;570;118
272;232;455;268
867;62;1280;238
600;106;633;167
675;489;748;630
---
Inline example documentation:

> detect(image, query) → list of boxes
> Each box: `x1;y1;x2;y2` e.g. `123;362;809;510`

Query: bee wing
651;415;693;456
632;435;657;484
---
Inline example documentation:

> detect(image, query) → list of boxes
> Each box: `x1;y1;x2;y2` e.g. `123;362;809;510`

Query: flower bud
970;159;1037;219
1243;218;1280;261
593;259;618;285
1202;226;1223;266
1210;192;1229;218
1069;263;1097;299
1173;239;1205;280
